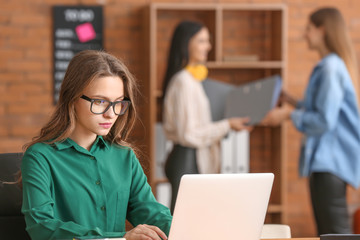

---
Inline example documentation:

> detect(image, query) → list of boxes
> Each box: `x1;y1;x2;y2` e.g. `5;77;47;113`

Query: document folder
202;78;234;121
203;75;282;125
224;75;282;125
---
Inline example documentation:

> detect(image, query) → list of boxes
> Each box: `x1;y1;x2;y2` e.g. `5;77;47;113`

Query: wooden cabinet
143;3;288;223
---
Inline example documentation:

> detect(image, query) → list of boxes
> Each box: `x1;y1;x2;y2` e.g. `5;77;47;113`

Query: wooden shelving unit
143;3;288;223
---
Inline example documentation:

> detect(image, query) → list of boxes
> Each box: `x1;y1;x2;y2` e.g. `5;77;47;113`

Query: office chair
0;152;31;239
260;224;291;239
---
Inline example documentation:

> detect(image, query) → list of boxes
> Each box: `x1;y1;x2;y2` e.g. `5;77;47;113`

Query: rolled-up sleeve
291;66;344;136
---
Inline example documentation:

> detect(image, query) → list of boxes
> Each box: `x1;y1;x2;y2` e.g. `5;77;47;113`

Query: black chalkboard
53;5;103;103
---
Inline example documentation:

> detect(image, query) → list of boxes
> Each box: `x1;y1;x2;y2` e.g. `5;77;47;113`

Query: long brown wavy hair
310;7;359;102
18;50;139;186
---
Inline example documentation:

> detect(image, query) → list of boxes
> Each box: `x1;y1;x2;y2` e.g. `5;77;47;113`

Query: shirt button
90;156;95;160
101;206;106;211
95;180;101;185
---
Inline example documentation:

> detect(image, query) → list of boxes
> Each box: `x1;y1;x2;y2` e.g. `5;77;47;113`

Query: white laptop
168;173;274;240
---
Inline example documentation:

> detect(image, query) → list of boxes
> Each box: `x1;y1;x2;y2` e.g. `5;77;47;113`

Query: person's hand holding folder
261;89;298;126
279;89;299;108
261;106;292;126
228;117;253;132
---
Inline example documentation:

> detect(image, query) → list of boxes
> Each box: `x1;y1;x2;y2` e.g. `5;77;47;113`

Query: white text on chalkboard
64;9;94;22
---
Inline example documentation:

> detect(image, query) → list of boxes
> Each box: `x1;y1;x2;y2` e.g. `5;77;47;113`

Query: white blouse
163;70;230;173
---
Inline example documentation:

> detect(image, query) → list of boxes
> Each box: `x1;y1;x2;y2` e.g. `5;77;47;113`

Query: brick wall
1;0;360;237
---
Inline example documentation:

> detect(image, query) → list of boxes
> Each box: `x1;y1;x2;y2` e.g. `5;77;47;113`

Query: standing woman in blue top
20;50;172;240
263;7;360;234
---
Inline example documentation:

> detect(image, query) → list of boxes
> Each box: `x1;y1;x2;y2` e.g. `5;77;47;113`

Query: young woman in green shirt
20;50;172;240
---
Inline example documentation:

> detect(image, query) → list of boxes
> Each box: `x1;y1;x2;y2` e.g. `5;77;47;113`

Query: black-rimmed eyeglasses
80;95;131;115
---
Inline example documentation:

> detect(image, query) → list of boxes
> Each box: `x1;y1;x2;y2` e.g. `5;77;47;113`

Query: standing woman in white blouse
162;20;251;213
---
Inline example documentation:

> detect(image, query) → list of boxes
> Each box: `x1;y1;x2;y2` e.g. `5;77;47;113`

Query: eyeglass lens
91;99;130;115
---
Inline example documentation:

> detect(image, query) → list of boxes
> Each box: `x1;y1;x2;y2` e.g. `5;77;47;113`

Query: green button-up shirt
21;136;172;240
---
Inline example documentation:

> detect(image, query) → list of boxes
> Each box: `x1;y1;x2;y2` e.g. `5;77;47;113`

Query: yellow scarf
185;64;208;81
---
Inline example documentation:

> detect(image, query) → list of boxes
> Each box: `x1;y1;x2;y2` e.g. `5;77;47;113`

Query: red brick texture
1;0;360;237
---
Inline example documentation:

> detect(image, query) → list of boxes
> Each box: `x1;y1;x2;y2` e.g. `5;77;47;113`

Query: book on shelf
154;123;173;179
220;130;249;174
223;55;259;62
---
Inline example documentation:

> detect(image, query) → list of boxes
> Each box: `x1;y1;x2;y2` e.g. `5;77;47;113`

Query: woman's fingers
124;224;167;240
229;117;252;131
143;224;168;240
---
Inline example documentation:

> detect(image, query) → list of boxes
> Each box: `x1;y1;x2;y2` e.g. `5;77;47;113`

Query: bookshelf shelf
155;178;169;185
268;204;283;213
206;61;285;69
143;2;288;223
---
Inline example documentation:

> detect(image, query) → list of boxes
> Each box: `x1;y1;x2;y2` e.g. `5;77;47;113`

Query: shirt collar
95;136;109;149
315;52;337;68
54;135;109;151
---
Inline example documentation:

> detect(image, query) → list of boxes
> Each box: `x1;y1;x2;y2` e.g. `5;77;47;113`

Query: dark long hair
162;20;204;99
